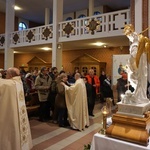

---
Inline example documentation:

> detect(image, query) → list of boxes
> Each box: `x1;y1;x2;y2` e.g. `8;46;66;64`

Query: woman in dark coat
53;73;69;127
99;71;107;103
102;75;115;105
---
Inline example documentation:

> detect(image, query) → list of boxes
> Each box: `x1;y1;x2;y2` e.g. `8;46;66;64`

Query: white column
52;0;63;71
4;0;15;70
134;0;142;33
45;8;50;25
89;0;94;16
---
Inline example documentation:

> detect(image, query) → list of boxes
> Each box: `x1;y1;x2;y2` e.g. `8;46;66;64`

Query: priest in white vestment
64;73;89;131
0;68;33;150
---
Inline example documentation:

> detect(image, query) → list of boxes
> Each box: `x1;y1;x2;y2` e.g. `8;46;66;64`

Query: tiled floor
30;101;110;150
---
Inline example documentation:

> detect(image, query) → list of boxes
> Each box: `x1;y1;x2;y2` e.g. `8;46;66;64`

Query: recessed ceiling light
14;6;21;10
93;42;104;46
41;47;51;51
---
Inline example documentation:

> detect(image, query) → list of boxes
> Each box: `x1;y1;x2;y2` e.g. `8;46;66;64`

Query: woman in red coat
86;69;100;116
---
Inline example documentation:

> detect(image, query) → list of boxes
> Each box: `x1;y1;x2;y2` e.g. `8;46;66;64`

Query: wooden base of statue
106;113;150;146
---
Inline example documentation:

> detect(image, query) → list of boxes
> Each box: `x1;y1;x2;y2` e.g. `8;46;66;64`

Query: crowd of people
0;66;120;134
5;67;102;130
1;65;137;149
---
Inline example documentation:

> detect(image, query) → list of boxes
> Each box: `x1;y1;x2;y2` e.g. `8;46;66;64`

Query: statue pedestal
106;102;150;145
117;102;150;117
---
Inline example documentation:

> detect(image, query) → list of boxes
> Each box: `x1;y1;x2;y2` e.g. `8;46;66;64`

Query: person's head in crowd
88;69;95;77
75;73;81;80
20;67;26;75
122;73;127;80
101;71;105;75
40;67;48;75
48;67;52;73
59;73;68;82
33;69;38;76
6;67;20;79
51;67;58;74
25;73;32;79
59;70;65;75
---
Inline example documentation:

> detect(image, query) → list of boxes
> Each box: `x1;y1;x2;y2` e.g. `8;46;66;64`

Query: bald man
6;67;20;79
0;67;32;150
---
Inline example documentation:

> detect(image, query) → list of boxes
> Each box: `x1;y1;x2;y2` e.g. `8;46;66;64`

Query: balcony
0;9;130;49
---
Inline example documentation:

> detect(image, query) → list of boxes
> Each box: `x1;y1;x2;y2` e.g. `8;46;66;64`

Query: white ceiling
0;0;130;53
0;0;130;24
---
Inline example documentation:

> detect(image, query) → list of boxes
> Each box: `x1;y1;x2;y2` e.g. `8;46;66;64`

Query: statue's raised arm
123;24;150;104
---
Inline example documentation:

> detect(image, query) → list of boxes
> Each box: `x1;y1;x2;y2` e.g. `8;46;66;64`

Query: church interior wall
8;46;129;75
63;47;129;75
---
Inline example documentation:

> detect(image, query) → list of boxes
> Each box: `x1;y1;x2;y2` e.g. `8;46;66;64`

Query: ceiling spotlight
41;47;51;51
14;6;22;10
93;42;104;46
13;51;19;53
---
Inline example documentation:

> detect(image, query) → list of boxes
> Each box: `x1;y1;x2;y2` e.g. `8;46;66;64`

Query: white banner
112;54;130;85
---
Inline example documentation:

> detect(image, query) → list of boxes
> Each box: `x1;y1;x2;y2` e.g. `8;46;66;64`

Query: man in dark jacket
35;67;52;122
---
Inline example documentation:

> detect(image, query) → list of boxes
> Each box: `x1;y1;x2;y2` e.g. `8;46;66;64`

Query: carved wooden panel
27;56;51;71
71;53;106;76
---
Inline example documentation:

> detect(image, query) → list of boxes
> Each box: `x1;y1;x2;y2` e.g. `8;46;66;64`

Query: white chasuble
65;78;89;131
0;76;32;150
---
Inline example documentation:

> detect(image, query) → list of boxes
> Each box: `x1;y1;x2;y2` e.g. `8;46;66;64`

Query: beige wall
63;47;129;75
8;46;129;76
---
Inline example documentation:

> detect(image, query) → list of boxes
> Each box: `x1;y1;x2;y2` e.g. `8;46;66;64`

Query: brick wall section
130;0;135;26
0;54;4;68
12;47;129;76
130;0;149;36
0;12;20;32
142;0;148;37
0;12;5;34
